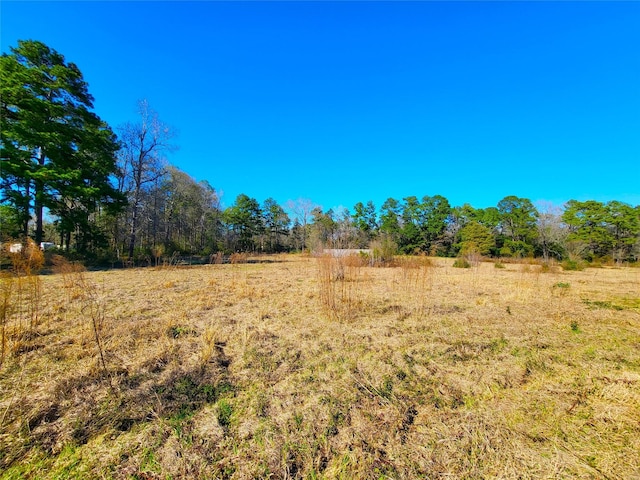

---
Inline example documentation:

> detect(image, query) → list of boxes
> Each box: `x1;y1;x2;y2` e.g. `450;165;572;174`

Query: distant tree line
2;40;640;264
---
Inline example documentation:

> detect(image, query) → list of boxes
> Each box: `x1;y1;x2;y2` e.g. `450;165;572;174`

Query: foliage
352;201;377;236
161;167;221;254
457;221;494;256
397;195;451;254
0;205;23;241
562;200;640;262
223;194;264;252
370;236;398;266
263;198;290;253
497;196;538;254
285;198;317;251
561;259;586;271
379;197;401;240
2;39;638;263
453;257;471;268
1;40;125;249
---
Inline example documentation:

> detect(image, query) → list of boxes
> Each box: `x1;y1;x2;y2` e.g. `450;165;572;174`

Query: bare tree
285;198;317;252
117;100;176;259
535;201;567;261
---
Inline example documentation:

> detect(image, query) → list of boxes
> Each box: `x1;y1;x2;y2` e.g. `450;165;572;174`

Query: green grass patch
453;257;471;268
582;299;625;311
217;398;233;428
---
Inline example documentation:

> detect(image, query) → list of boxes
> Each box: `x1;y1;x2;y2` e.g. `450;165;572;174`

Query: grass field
1;254;639;479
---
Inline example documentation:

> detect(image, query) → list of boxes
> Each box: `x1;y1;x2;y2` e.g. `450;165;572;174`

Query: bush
453;257;471;268
370;237;398;267
230;252;249;264
561;259;585;271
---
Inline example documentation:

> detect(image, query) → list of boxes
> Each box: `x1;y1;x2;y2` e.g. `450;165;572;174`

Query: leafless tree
535;201;568;261
285;198;317;251
117;100;176;259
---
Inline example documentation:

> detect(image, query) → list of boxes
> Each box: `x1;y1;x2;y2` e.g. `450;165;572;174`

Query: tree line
2;40;640;264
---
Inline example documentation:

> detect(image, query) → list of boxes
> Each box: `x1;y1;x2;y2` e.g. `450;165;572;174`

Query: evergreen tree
1;40;124;248
379;198;401;239
263;198;290;252
497;196;538;257
223;194;264;251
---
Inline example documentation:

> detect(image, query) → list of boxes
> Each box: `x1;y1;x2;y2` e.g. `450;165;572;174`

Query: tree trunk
128;203;138;258
34;148;46;244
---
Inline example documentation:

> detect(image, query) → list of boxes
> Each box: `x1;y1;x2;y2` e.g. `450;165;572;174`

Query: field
1;254;639;479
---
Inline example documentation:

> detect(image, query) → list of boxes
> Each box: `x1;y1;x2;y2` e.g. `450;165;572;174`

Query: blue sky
2;1;639;213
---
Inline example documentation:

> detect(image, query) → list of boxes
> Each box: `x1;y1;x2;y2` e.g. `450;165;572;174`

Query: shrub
7;239;44;275
453;257;471;268
561;259;585;271
370;237;398;267
230;252;249;264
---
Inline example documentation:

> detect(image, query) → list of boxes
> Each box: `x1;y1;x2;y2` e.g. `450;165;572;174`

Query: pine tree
1;40;124;249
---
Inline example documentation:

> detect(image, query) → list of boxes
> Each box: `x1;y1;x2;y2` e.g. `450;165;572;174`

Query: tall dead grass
1;254;639;478
0;240;45;363
316;254;365;320
0;272;12;368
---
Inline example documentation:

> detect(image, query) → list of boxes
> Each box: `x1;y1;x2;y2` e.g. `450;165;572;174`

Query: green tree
398;195;451;254
447;204;501;257
263;198;290;252
457;221;495;256
0;204;23;240
352;200;377;244
1;40;124;247
563;200;640;262
477;207;501;231
399;196;423;253
379;198;401;242
420;195;451;254
161;167;221;254
497;196;538;257
223;194;264;251
606;201;640;263
562;200;610;260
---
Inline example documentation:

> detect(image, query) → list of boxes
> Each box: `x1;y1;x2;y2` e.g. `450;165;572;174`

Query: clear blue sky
2;1;639;213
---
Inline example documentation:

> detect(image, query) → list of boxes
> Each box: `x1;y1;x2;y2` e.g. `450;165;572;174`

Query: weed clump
230;253;248;264
316;254;363;320
453;257;471;268
561;259;586;271
369;237;398;267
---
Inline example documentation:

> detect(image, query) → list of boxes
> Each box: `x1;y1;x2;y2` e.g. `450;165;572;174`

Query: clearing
1;255;639;479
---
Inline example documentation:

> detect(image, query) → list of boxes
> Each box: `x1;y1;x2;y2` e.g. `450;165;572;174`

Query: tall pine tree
1;40;124;249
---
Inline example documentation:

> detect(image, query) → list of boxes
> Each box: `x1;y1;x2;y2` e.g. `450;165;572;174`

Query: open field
1;255;639;479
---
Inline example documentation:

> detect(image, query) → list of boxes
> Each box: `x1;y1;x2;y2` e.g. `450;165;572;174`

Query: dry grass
0;255;639;479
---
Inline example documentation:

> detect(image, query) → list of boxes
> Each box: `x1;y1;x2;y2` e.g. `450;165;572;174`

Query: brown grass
0;255;639;479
